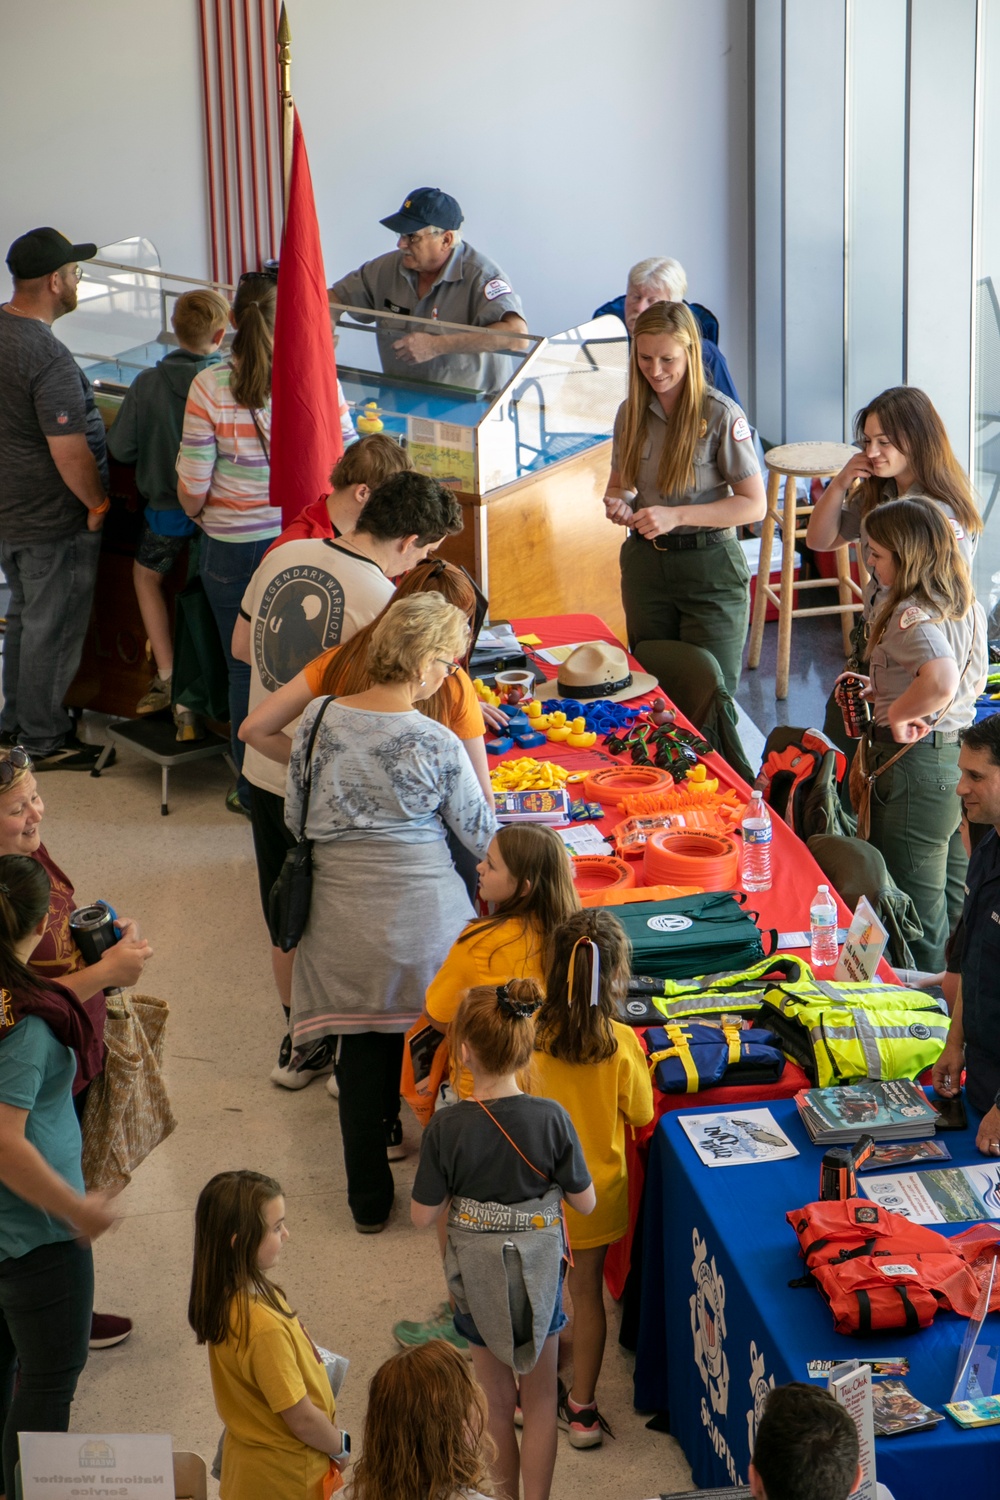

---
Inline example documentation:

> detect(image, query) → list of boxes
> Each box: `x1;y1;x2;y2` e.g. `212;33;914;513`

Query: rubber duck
356;401;384;434
566;717;597;749
649;696;675;727
546;712;572;743
524;699;542;718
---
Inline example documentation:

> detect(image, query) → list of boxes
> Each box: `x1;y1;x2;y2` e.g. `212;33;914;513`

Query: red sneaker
89;1313;132;1349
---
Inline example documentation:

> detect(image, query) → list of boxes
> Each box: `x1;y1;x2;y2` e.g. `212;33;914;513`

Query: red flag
270;110;344;525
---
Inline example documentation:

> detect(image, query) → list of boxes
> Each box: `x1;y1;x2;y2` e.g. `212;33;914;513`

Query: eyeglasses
0;747;32;786
436;659;461;677
399;229;441;246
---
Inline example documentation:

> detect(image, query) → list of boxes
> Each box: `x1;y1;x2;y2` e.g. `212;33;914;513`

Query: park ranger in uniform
604;301;765;695
328;188;528;394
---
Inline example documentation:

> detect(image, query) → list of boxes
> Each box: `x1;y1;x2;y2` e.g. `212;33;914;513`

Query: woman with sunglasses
284;594;496;1233
239;558;496;1090
604;302;767;695
0;746;152;1348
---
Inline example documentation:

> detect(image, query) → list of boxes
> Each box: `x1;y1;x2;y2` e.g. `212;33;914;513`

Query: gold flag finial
278;4;294;219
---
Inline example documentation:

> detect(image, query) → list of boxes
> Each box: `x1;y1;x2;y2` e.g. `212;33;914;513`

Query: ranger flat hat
536;641;659;704
6;227;98;279
380;189;463;236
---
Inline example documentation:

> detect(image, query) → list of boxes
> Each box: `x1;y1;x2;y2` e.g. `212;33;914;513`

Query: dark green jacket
106;349;221;510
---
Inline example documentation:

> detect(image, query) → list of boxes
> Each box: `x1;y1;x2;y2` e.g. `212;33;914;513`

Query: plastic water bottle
810;884;839;967
741;791;772;892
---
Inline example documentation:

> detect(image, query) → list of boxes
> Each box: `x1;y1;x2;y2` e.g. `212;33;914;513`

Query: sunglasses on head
0;748;32;786
238;264;279;287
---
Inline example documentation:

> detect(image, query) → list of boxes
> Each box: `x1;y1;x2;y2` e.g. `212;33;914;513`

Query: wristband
89;497;111;518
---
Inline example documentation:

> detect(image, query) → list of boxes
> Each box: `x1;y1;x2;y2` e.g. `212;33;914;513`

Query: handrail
88;258;235;292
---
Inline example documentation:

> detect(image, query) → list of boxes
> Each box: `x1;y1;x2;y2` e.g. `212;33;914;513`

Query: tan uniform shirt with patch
839;480;976;618
869;596;987;732
611;389;760;535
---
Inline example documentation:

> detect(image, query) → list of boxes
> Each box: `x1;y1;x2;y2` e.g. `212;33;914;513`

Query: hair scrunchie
496;983;537;1020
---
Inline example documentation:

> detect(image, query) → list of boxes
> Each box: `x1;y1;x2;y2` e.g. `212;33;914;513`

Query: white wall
1;0;751;395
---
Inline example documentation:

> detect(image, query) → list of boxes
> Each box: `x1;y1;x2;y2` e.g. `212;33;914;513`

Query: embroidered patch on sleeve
899;606;930;629
732;416;751;442
483;278;512;301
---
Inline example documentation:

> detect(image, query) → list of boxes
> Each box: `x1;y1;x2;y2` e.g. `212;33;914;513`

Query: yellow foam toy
472;678;502;708
490;758;572;792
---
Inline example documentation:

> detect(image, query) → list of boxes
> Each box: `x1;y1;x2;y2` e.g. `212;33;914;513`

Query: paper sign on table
861;1164;1000;1223
18;1433;174;1500
828;1363;876;1500
678;1107;799;1167
557;825;612;857
835;895;889;982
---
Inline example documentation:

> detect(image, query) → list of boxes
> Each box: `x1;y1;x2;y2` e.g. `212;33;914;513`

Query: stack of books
795;1080;940;1145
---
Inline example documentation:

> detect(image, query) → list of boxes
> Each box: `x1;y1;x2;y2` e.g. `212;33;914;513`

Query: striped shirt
176;362;281;543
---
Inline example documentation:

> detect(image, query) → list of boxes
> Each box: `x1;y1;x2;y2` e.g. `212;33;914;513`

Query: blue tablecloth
634;1096;1000;1498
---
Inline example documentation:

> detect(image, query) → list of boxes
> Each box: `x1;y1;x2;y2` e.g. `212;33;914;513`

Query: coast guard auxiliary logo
691;1227;730;1415
747;1339;775;1451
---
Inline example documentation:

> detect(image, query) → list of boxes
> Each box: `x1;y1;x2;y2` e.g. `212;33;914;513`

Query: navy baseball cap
6;227;98;279
380;189;463;236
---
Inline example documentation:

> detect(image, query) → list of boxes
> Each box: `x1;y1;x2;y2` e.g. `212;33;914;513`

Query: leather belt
871;724;960;746
649;526;736;553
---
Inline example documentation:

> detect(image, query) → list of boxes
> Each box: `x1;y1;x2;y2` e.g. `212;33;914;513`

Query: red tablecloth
508;614;892;1297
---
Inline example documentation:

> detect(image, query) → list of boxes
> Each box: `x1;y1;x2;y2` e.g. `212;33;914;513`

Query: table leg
776;473;798;699
90;741;116;779
747;467;782;670
161;766;169;817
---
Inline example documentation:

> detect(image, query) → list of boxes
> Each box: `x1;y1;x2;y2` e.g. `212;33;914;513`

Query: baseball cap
6;227;98;280
380;189;463;236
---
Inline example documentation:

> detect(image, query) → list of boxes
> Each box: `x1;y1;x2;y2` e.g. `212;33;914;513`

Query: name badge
384;299;411;315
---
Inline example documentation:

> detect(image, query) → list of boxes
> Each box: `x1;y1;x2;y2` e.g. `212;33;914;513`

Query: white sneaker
270;1035;335;1090
326;1072;340;1098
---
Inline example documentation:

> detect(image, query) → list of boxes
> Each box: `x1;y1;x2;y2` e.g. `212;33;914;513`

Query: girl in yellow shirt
188;1170;349;1500
532;910;654;1449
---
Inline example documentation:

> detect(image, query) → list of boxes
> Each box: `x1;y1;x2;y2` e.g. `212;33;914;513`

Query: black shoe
386;1117;408;1161
270;1034;336;1089
31;741;109;772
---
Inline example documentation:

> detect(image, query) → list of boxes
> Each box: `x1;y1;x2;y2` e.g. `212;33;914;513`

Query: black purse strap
296;696;334;841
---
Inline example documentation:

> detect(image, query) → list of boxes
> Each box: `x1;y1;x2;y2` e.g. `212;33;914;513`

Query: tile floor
31;604;850;1499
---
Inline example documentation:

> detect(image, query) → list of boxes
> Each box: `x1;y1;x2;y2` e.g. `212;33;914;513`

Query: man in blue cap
0;228;109;769
329;188;527;392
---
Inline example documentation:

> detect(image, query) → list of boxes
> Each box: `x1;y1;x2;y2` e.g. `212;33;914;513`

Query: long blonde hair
866;498;974;647
617;302;706;497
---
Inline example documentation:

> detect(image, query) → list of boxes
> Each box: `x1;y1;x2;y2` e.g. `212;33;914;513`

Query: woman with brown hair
177;272;283;812
352;1342;495;1500
603;301;766;693
839;498;986;970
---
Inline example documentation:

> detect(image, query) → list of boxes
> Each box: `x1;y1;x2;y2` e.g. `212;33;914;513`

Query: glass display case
74;242;629;497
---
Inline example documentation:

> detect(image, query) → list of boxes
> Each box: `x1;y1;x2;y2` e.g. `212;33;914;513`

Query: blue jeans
199;533;271;806
0;530;102;754
0;1238;94;1499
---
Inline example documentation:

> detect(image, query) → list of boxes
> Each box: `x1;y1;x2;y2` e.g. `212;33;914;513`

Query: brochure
678;1107;799;1167
951;1253;999;1402
858;1140;952;1172
944;1396;1000;1427
861;1165;1000;1223
870;1379;943;1437
796;1079;940;1145
807;1357;909;1380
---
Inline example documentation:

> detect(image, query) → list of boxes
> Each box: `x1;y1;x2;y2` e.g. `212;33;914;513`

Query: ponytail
452;977;542;1077
230;274;276;413
0;855;51;997
536;909;631;1064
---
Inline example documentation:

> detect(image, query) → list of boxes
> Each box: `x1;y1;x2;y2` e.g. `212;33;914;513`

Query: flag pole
278;3;294;226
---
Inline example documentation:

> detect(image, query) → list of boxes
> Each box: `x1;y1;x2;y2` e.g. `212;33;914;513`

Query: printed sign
19;1433;174;1500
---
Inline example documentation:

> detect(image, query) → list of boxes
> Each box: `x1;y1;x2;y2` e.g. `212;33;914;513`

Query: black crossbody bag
268;696;333;953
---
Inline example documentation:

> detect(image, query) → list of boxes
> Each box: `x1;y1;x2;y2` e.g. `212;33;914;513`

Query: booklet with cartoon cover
678;1107;799;1167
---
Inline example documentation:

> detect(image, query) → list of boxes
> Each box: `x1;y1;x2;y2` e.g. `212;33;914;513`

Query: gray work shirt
611;389;760;535
0;312;108;544
869;596;987;732
839;480;977;619
330;241;524;393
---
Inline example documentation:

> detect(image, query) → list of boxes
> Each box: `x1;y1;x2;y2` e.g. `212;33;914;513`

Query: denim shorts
135;521;190;575
452;1274;567;1349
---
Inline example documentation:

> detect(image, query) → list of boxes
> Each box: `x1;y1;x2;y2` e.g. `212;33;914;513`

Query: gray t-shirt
869;596;987;732
331;241;524;393
413;1094;591;1207
0;312;108;544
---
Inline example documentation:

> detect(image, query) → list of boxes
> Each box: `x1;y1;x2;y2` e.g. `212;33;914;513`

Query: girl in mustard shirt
532;910;654;1449
188;1170;349;1500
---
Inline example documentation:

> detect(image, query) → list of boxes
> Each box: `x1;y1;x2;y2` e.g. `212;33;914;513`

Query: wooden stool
746;440;869;699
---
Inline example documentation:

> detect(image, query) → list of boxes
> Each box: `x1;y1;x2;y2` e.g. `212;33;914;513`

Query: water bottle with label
741;791;772;892
810;884;839;966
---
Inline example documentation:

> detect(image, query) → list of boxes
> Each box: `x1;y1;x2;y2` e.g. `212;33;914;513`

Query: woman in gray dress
286;593;497;1232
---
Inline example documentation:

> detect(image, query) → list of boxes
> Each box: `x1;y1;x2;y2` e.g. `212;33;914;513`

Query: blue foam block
485;736;515;755
513;730;547;749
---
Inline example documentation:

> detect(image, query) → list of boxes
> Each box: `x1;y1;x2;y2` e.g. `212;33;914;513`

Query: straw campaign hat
536;641;659;704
